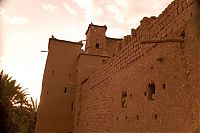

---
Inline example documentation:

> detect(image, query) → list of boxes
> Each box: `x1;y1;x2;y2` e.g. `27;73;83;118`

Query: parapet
85;23;107;35
48;38;83;49
140;16;156;26
106;37;123;40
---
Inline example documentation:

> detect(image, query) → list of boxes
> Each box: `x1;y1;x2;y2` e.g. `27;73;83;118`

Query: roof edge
85;23;107;35
49;38;83;46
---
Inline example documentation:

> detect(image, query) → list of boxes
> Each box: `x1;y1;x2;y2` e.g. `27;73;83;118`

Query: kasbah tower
35;0;200;133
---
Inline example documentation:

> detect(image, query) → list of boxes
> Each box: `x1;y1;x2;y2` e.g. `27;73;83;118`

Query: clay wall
106;37;123;57
35;39;82;133
77;54;110;84
85;25;107;55
76;0;199;132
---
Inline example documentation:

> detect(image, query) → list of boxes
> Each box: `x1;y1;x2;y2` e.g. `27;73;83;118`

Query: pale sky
0;0;173;102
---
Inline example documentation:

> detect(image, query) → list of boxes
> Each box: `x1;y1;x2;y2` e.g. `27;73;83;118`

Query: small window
154;114;158;120
71;102;73;111
64;87;67;93
162;84;166;89
52;70;54;77
121;91;127;108
136;115;139;120
148;82;155;100
96;43;99;48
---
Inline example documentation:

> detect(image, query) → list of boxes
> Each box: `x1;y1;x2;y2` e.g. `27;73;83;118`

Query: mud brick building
35;0;200;132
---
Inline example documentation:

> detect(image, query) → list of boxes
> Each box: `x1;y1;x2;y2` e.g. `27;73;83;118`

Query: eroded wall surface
76;0;199;132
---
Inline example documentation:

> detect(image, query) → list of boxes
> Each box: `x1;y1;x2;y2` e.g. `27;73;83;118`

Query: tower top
85;23;107;35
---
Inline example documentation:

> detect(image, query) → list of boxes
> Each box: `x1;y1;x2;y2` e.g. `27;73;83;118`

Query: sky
0;0;173;102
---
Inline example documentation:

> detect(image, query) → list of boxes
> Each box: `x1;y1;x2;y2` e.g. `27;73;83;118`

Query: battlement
85;0;195;91
130;0;194;44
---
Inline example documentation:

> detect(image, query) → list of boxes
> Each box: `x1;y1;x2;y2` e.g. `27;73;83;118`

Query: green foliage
0;70;37;133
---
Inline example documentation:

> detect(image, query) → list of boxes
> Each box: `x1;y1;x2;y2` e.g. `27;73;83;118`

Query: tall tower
85;23;107;56
35;38;82;133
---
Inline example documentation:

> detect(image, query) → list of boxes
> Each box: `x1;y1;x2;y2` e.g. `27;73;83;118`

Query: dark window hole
162;84;166;89
71;102;74;111
64;87;67;93
96;43;99;48
136;115;139;120
148;82;155;100
154;114;158;120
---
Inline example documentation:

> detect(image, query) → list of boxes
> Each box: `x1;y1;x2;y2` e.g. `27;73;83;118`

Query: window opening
154;114;158;120
96;43;99;48
148;82;155;100
52;70;54;77
136;115;139;120
71;102;74;111
162;84;166;89
64;87;67;93
121;91;127;108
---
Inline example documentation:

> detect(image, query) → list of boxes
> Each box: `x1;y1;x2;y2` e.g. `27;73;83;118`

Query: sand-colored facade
35;0;200;132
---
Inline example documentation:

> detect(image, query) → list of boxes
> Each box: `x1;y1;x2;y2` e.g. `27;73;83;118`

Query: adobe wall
76;0;199;132
85;25;107;56
106;37;123;57
77;53;110;84
35;39;82;133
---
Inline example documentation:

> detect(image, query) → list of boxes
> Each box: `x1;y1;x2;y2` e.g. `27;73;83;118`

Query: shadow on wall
196;0;200;32
194;1;200;133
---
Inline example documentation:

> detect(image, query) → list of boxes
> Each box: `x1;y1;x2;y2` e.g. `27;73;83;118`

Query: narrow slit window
96;43;99;48
136;115;139;120
162;84;166;89
52;70;54;78
64;87;67;93
71;102;74;111
154;114;158;120
148;82;155;100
